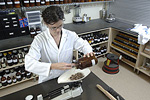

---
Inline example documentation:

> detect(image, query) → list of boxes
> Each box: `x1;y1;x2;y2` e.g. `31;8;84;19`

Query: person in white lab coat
25;6;93;83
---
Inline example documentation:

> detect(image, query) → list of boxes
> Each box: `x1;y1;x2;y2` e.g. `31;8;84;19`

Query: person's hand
83;52;95;57
51;62;72;70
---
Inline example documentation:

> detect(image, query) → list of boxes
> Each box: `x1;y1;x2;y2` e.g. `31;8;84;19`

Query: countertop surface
0;18;137;51
0;72;124;100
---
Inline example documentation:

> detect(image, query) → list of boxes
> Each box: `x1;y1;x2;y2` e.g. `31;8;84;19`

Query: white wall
63;3;103;24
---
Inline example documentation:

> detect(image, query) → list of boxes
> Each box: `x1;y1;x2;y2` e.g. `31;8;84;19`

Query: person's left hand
83;52;95;57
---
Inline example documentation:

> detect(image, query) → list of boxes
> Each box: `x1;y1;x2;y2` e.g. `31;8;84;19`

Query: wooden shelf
110;45;137;59
0;63;25;71
121;57;135;68
137;67;150;77
140;52;150;59
0;75;38;90
91;41;108;47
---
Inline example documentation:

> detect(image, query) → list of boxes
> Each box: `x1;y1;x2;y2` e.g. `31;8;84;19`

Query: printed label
7;2;13;4
91;59;95;66
24;1;29;3
30;32;36;34
14;1;20;4
0;2;5;5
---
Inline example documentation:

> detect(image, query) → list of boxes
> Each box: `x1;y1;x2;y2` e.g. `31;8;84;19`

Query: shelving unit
0;63;24;71
0;75;38;90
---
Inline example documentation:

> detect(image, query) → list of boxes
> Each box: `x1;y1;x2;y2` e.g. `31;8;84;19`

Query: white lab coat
25;28;92;83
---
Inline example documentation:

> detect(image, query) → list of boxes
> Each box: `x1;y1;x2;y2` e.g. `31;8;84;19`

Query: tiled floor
1;57;150;100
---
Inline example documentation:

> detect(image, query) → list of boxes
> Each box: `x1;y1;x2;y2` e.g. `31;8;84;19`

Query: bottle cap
25;95;33;100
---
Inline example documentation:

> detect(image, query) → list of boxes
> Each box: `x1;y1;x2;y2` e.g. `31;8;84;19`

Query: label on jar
7;2;13;4
13;59;18;63
19;59;23;63
7;59;13;63
30;0;35;3
36;0;40;2
16;75;21;79
36;31;41;33
14;1;20;4
13;24;18;27
13;79;17;83
7;79;12;83
27;72;31;76
91;59;95;66
0;2;5;5
50;0;54;1
5;25;10;28
106;36;108;39
12;17;16;20
3;18;8;21
2;63;6;68
45;0;49;1
30;32;36;34
101;49;104;52
41;1;45;4
2;80;7;83
24;1;29;3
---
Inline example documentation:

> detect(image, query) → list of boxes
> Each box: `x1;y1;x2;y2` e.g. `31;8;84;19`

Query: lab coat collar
44;28;68;51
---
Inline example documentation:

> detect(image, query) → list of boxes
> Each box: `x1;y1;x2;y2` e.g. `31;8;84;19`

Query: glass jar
16;72;22;81
1;76;7;86
24;0;30;7
6;0;13;8
30;0;35;7
14;0;20;8
30;27;36;38
36;0;40;6
0;0;6;9
45;0;50;5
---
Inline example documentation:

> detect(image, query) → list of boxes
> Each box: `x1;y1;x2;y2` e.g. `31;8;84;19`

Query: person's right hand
51;62;72;70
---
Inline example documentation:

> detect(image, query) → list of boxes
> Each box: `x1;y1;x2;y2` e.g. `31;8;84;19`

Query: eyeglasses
49;24;64;31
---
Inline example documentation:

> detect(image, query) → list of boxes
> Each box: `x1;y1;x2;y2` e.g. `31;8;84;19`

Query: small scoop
57;67;91;83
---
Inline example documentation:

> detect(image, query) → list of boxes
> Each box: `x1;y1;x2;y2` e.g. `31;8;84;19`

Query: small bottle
50;0;54;4
21;52;25;62
59;0;63;4
18;53;23;63
55;0;59;4
23;47;29;54
1;58;6;68
12;76;17;83
24;0;30;7
0;0;6;9
12;50;18;55
1;76;7;86
63;0;67;3
36;27;41;34
75;55;98;69
14;0;21;8
40;0;45;5
7;76;12;84
6;54;13;66
6;0;13;8
36;0;40;6
26;71;32;78
12;55;18;65
30;27;36;38
16;72;22;81
21;69;26;80
30;0;35;7
45;0;49;5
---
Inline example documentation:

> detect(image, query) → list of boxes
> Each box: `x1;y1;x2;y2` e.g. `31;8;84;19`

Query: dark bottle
45;0;49;5
7;76;12;84
23;47;29;53
36;0;40;6
50;0;54;4
55;0;59;4
40;0;45;5
75;55;98;69
14;0;21;8
63;0;67;3
1;58;6;68
16;72;22;81
24;0;30;7
102;34;106;41
5;69;10;75
12;49;18;55
36;27;41;34
12;76;17;83
103;46;107;53
21;69;26;80
30;27;36;38
26;71;32;78
1;76;7;86
12;55;18;65
21;52;25;62
0;0;6;9
18;53;23;63
30;0;35;7
105;33;108;40
59;0;63;4
6;54;13;66
100;47;104;54
6;0;13;8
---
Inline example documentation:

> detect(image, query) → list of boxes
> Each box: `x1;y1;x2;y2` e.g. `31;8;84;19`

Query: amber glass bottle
30;0;35;7
45;0;50;5
0;0;6;9
24;0;30;7
14;0;20;8
75;55;98;69
6;0;13;8
36;0;40;6
40;0;45;5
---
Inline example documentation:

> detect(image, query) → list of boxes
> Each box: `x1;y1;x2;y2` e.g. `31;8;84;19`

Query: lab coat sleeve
25;37;51;77
73;32;93;54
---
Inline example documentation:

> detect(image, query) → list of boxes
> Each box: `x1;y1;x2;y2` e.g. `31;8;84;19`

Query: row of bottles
0;65;34;87
0;0;20;9
77;45;107;59
0;0;111;9
0;46;29;69
93;45;107;56
79;33;108;45
30;26;41;38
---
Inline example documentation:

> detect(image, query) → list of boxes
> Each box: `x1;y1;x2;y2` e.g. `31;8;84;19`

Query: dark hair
42;6;64;25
